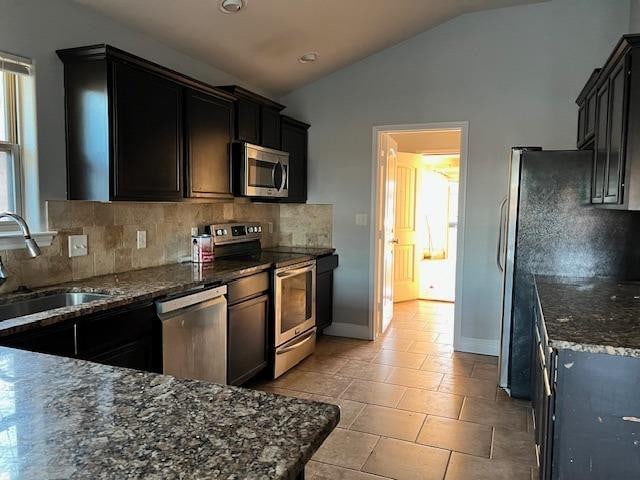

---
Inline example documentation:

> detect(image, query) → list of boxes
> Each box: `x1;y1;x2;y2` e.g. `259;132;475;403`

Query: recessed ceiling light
219;0;245;14
299;52;319;64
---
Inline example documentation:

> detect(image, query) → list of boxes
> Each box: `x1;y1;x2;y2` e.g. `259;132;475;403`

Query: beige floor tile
445;452;531;480
270;370;352;397
297;354;350;375
471;363;498;381
496;388;532;408
341;379;406;407
416;416;492;458
295;392;367;429
492;427;537;466
408;341;453;357
377;336;414;352
391;321;430;331
459;397;529;431
337;360;393;382
420;323;452;334
439;375;496;400
452;352;498;365
312;428;380;470
334;343;382;361
397;388;464;419
363;437;450;480
373;349;427;369
435;333;453;345
350;404;426;442
305;461;389;480
383;367;443;390
385;328;441;342
420;356;474;377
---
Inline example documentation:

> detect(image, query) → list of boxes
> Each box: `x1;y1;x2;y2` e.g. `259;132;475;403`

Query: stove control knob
258;226;262;232
248;227;254;233
216;229;223;236
224;229;228;235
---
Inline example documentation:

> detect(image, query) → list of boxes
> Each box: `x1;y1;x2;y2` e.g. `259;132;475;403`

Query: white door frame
369;121;469;348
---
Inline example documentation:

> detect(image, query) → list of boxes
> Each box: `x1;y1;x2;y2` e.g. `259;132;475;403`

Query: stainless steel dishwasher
155;285;227;384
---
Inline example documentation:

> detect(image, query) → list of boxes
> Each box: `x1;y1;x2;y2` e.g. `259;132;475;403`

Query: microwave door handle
280;162;287;191
271;163;277;190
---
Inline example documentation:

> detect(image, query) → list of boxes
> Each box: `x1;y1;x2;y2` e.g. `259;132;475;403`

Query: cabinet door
89;336;156;372
592;83;609;203
585;90;597;140
604;60;629;204
0;321;76;357
111;61;183;200
577;104;585;147
227;294;268;386
261;107;281;149
184;89;233;198
236;98;260;144
281;120;309;203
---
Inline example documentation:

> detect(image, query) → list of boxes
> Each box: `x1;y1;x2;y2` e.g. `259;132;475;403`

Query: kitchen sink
0;292;111;321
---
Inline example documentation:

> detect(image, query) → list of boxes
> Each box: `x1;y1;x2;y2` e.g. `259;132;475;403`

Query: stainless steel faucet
0;213;41;285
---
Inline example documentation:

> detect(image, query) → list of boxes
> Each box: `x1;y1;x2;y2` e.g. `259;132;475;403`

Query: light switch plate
355;213;368;226
136;230;147;249
68;235;88;257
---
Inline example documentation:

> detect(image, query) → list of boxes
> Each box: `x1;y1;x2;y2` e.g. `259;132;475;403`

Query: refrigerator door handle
496;196;508;272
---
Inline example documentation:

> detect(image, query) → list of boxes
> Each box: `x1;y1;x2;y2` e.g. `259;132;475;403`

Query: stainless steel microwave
232;142;289;198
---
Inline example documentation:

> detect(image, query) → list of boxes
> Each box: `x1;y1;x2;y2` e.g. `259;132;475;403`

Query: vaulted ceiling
72;0;546;94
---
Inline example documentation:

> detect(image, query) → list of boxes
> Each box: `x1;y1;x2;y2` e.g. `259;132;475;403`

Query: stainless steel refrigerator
497;147;640;399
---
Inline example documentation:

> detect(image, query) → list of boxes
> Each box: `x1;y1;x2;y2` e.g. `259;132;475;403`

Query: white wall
631;0;640;31
281;0;630;353
0;0;268;227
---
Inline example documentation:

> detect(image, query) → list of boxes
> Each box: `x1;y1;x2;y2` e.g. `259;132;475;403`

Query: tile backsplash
0;200;332;292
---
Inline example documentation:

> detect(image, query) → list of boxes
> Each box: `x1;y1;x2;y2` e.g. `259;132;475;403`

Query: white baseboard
454;336;500;356
322;322;372;340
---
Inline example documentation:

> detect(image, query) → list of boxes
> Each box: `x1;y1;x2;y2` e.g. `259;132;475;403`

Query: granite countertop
0;259;274;337
0;346;339;479
263;246;336;257
535;275;640;357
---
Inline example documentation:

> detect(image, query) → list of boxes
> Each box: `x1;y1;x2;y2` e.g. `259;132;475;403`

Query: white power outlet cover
136;230;147;249
355;213;368;226
68;234;88;257
267;222;274;234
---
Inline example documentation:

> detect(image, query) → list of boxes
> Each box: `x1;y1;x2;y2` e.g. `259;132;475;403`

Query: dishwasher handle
156;285;227;314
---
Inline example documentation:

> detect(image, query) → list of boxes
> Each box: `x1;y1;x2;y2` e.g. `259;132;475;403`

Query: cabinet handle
542;367;552;397
73;323;78;356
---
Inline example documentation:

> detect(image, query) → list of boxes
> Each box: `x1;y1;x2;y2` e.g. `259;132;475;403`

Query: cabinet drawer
75;303;156;356
317;254;338;273
227;294;268;385
0;321;76;357
227;272;269;305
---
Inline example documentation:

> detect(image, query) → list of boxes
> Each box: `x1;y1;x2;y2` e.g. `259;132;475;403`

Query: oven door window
280;270;313;335
248;158;275;188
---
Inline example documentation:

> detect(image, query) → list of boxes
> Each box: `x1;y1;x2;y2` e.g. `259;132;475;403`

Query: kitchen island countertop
0;346;339;479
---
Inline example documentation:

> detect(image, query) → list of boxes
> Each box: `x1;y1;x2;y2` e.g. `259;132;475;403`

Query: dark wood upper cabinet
281;115;310;203
261;107;282;149
112;61;183;200
576;68;601;149
218;85;285;149
184;89;234;198
577;35;640;209
57;44;235;202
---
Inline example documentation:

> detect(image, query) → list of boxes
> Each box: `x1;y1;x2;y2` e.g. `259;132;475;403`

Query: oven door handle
277;329;315;354
277;265;315;278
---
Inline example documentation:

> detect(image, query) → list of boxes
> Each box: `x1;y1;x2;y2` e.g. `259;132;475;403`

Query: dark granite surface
0;346;339;479
0;259;275;337
535;275;640;357
263;246;336;258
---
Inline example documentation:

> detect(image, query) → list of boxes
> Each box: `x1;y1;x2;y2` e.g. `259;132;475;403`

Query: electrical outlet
191;227;199;236
267;222;274;234
136;230;147;249
68;235;88;257
355;213;368;226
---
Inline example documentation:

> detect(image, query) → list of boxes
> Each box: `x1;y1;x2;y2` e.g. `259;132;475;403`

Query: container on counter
192;235;214;263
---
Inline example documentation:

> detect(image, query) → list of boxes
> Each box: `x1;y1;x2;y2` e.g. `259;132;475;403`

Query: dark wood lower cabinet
226;272;270;386
0;302;161;373
316;254;339;332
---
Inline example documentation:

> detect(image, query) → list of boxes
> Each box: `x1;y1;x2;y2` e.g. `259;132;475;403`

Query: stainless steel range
206;221;317;378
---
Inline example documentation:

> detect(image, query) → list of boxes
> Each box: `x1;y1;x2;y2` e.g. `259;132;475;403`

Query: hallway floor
255;300;536;480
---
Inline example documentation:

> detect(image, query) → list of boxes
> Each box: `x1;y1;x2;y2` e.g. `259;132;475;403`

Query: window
0;51;31;219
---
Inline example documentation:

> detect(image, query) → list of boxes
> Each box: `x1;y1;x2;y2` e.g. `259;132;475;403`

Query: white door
380;134;398;333
394;153;422;302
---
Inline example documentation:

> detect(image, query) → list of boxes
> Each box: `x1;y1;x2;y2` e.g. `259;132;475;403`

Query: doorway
370;123;468;348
